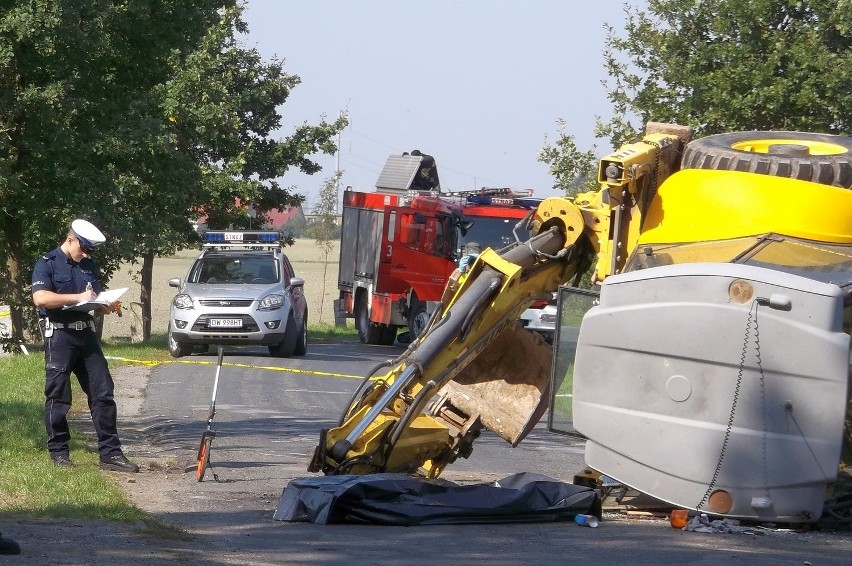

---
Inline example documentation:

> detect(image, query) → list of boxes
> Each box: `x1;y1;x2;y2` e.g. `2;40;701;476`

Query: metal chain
696;300;760;510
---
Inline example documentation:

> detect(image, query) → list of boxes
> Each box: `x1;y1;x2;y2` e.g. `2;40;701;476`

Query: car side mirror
289;277;305;288
169;277;181;288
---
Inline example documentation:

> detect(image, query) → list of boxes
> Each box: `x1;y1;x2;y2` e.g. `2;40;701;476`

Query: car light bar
203;231;281;246
465;195;542;209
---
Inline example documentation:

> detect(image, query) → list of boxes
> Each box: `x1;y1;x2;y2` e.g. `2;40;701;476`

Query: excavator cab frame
547;285;599;438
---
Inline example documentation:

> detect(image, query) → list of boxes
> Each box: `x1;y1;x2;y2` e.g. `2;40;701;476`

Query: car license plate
209;318;242;328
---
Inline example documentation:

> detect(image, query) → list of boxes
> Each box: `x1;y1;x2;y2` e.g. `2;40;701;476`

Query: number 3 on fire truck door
386;244;392;257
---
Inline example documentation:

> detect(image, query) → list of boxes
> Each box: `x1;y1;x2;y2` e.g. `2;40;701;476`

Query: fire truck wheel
408;301;429;339
355;293;385;345
681;131;852;188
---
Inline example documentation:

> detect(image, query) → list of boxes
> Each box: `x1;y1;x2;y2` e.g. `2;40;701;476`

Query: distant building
266;206;305;229
194;205;306;232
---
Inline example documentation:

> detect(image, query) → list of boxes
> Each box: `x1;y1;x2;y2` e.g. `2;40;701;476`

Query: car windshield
188;255;279;284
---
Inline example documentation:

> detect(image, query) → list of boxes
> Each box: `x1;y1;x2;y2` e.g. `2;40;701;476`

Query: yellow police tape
104;356;363;380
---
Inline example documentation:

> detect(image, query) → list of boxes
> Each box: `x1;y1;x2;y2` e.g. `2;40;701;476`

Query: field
102;239;342;341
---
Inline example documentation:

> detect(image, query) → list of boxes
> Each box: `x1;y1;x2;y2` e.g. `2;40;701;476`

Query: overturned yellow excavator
309;123;852;523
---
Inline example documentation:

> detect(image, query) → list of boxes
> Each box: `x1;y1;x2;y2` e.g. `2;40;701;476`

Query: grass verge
307;321;358;341
0;353;151;523
0;323;357;523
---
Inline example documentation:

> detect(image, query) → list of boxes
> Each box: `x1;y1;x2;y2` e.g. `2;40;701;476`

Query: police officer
31;219;139;472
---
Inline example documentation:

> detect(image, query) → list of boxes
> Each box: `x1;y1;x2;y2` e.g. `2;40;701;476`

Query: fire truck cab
336;151;542;345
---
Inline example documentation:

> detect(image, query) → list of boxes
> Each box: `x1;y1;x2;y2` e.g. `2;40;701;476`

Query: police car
167;231;307;358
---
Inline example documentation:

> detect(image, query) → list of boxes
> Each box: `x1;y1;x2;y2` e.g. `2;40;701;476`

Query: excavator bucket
438;323;553;446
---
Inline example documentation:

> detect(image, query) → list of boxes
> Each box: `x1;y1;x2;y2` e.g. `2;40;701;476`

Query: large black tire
681;131;852;189
355;292;386;345
407;298;429;340
167;323;192;358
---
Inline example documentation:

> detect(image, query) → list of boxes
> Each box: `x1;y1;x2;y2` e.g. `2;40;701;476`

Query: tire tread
681;131;852;188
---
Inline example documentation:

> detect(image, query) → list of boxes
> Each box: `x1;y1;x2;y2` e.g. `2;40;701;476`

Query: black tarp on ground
273;472;601;525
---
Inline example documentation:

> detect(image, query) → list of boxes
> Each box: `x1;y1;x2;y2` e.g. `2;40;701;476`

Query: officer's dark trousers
44;328;121;458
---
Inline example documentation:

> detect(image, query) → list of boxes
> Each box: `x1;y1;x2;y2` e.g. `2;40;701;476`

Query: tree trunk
141;250;154;341
320;250;328;321
3;217;27;343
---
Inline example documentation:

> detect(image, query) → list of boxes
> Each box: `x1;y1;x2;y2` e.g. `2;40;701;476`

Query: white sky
241;0;643;208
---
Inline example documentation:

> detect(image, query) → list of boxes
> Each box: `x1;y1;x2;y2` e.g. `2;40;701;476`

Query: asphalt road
132;339;590;485
11;338;852;565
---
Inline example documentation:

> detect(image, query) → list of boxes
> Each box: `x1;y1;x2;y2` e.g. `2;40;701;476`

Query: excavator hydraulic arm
309;202;586;477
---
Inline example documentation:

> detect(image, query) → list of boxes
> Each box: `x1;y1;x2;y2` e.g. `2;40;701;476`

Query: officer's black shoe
0;532;21;555
52;454;74;468
99;454;140;473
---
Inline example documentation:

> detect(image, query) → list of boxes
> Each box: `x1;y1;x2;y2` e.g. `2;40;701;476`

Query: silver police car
167;231;307;358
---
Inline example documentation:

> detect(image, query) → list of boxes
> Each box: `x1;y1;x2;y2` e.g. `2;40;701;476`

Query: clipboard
62;287;128;312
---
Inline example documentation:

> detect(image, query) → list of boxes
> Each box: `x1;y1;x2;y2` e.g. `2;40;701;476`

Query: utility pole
335;103;349;215
335;109;344;214
336;128;341;214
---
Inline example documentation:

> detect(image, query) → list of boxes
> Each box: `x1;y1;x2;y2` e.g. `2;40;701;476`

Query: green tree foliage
167;6;347;233
601;0;852;145
540;0;852;191
0;0;222;340
537;119;598;196
0;1;346;342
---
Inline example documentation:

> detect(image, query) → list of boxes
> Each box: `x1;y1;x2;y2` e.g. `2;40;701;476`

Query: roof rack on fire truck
401;187;541;210
442;187;541;210
202;230;282;250
439;187;534;198
404;186;538;205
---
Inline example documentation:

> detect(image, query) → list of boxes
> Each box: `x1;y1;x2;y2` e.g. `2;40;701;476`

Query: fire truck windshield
458;217;531;255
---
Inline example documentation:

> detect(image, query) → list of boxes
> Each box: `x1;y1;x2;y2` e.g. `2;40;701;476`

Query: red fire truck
336;151;543;344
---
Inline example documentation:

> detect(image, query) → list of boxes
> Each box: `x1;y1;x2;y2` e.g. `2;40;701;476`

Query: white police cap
70;219;106;252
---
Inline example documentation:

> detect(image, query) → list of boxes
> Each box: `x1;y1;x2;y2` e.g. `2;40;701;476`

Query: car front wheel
269;314;298;357
294;310;308;356
167;323;192;358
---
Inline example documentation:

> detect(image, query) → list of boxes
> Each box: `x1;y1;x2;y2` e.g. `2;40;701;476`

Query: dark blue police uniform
31;246;122;460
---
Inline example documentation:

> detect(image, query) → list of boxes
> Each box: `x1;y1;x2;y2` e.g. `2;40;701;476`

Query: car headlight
258;293;285;310
172;294;194;309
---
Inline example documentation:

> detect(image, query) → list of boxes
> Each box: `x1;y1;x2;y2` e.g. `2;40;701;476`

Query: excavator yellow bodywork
309;123;852;515
639;168;852;245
